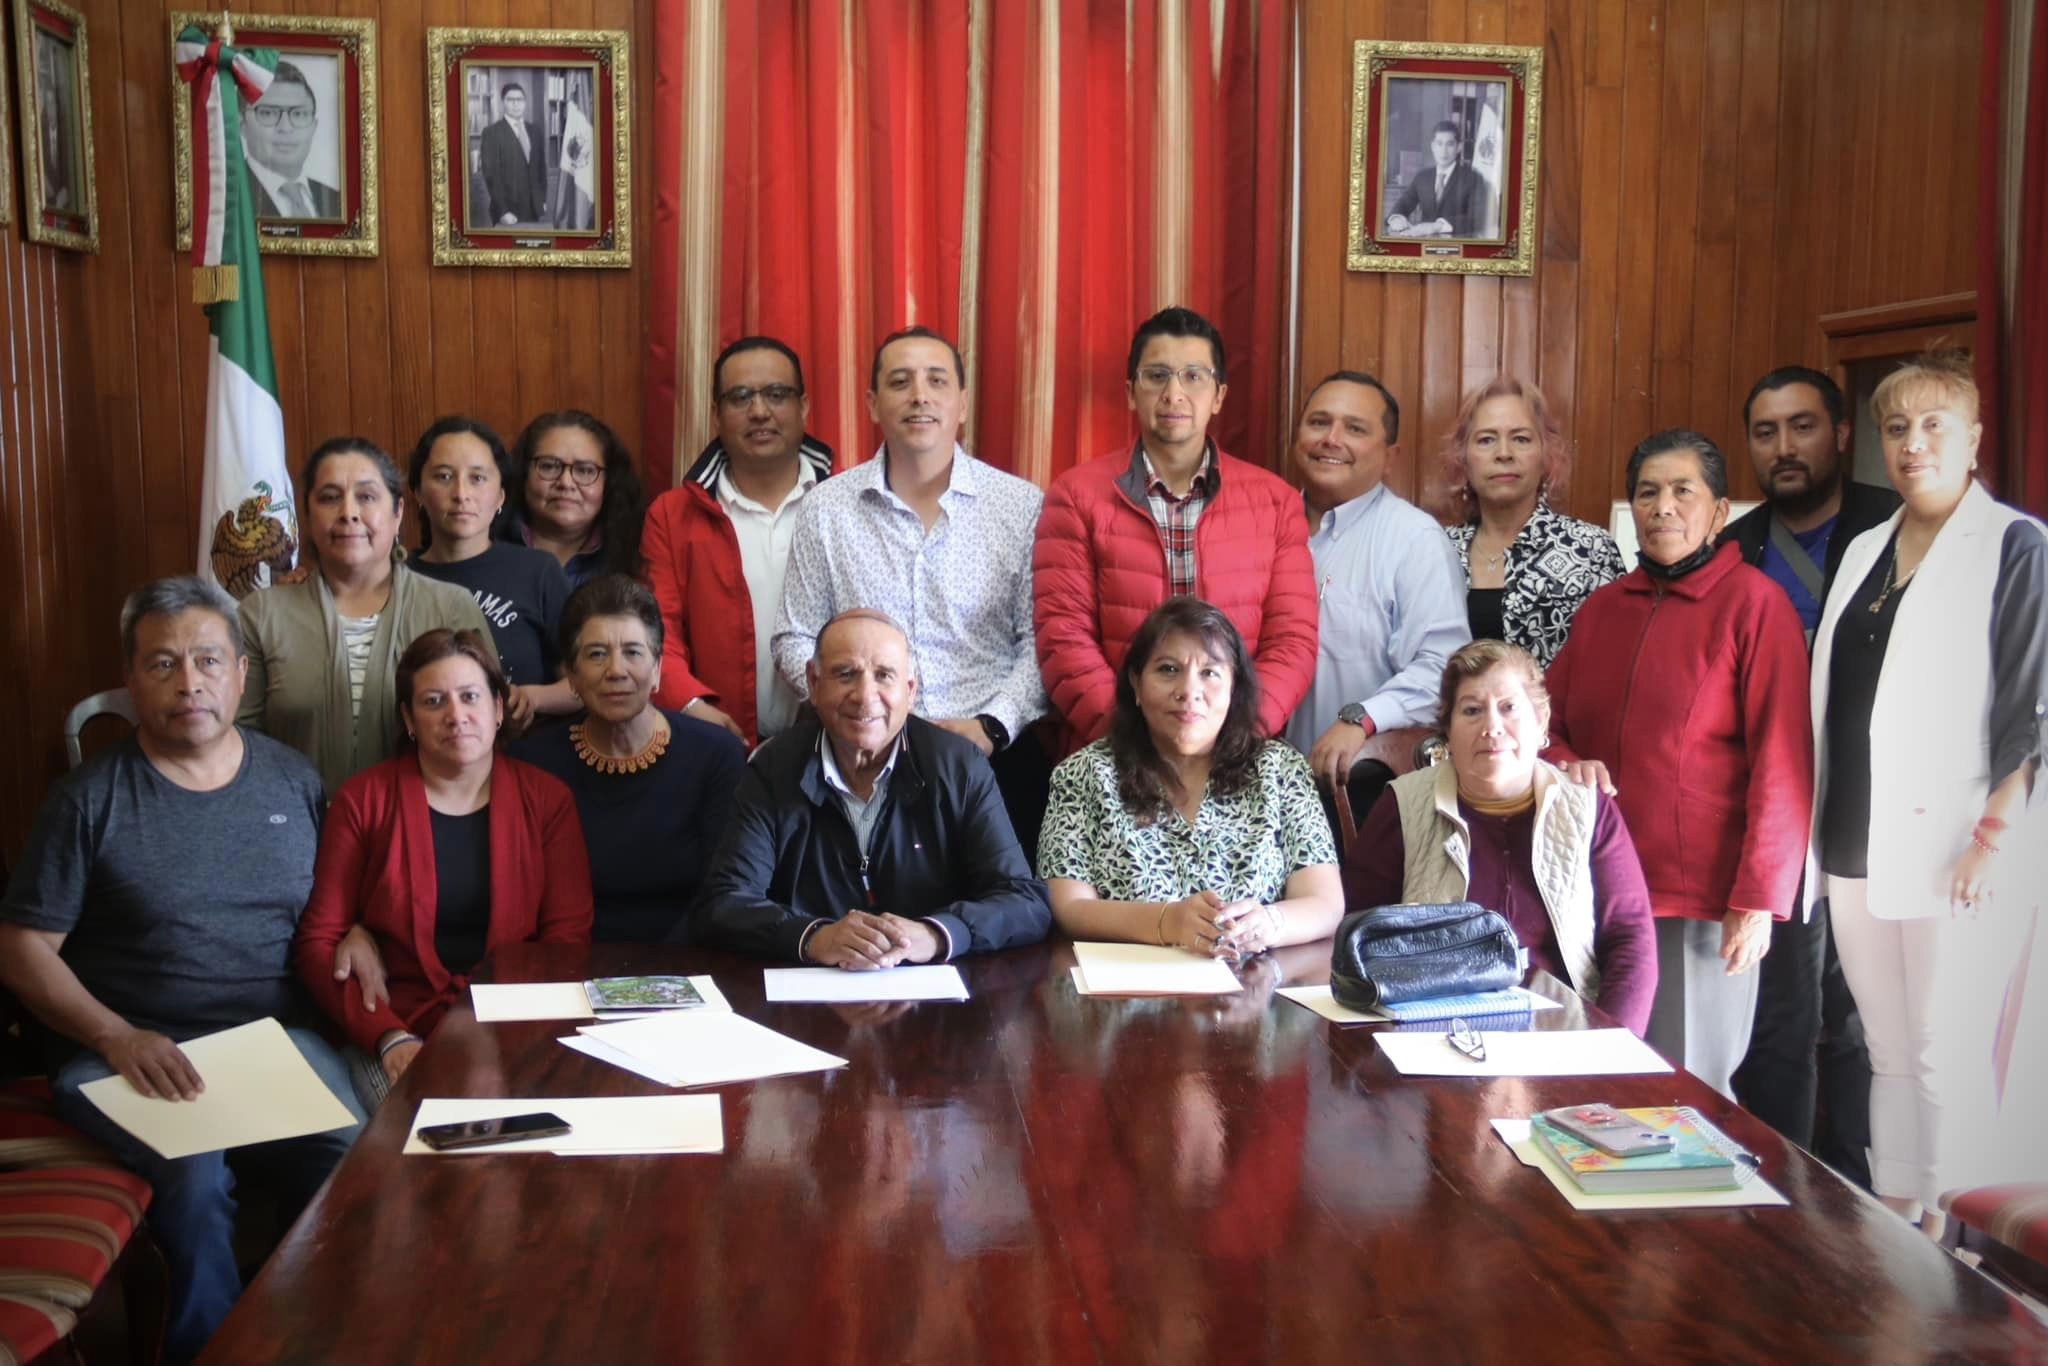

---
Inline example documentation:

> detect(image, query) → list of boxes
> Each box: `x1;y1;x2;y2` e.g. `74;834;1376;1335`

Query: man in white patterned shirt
773;326;1053;856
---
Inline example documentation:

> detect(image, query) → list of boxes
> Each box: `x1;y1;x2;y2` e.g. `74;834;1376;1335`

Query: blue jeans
48;1026;365;1361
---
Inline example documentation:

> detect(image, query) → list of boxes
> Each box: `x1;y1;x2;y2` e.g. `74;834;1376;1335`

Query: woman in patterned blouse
1439;377;1625;667
1038;599;1343;958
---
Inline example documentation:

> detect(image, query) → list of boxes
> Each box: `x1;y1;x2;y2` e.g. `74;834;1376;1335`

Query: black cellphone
417;1111;572;1151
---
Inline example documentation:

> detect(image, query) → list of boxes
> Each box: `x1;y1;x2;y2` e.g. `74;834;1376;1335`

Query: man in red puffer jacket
1032;308;1318;753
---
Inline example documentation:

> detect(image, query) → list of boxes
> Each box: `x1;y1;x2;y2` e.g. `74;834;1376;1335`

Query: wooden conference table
200;941;2047;1364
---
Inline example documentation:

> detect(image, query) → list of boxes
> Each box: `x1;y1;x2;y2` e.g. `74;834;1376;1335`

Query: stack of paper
1069;942;1242;996
1490;1119;1786;1210
403;1096;725;1156
1277;984;1562;1025
762;965;969;1002
471;975;730;1022
78;1018;358;1160
564;1010;848;1088
1374;1027;1672;1077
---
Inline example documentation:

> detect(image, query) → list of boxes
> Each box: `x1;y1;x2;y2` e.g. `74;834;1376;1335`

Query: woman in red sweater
1543;430;1812;1097
295;628;592;1101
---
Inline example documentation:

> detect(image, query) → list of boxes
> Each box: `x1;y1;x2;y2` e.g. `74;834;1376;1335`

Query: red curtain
645;0;1298;495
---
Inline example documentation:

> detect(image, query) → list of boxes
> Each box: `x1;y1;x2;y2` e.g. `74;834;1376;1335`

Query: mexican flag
554;72;597;231
176;26;297;600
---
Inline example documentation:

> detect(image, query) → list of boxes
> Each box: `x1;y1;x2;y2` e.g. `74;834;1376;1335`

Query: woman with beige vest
1342;639;1657;1034
238;437;495;795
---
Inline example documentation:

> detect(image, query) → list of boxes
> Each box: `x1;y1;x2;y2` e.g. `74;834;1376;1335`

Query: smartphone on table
1540;1103;1675;1158
417;1111;572;1151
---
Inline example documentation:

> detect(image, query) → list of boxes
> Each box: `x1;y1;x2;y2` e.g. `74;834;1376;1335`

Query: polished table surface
200;941;2048;1364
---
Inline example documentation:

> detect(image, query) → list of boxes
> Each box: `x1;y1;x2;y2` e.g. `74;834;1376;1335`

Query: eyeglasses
717;384;802;411
1445;1017;1487;1063
249;104;316;130
1136;364;1220;394
532;457;604;487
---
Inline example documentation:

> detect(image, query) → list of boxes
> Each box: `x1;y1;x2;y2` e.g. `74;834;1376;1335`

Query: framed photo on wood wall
12;0;97;251
170;12;381;258
0;11;13;226
427;27;632;269
1346;40;1543;277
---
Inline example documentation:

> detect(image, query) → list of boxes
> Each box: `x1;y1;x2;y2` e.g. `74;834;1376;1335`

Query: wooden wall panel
1298;0;1983;526
0;0;655;859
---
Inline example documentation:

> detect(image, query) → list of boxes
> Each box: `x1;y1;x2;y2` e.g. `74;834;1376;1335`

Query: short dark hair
714;336;806;398
408;416;512;551
395;628;511;726
1626;428;1729;499
302;436;403;507
507;411;646;578
1304;369;1401;444
869;326;965;391
1126;307;1226;385
557;574;665;665
1108;598;1263;826
1432;120;1462;141
120;576;241;666
268;60;316;115
1743;366;1845;429
501;82;528;100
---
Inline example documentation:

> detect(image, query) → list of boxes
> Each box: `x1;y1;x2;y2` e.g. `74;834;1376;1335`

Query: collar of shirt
519;520;604;555
858;442;981;511
716;458;818;518
243;153;303;212
1309;480;1388;540
1137;443;1218;502
817;728;902;803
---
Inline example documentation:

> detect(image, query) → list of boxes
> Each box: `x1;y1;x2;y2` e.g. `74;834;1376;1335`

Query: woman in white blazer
1809;353;2047;1232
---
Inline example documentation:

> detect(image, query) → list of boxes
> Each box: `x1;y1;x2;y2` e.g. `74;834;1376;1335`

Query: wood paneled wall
1298;0;1983;526
0;0;654;859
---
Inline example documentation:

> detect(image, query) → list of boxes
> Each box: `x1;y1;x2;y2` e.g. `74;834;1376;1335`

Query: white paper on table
77;1018;358;1160
558;1033;686;1086
472;975;730;1023
403;1095;724;1156
1070;942;1242;995
575;1010;848;1089
1489;1119;1787;1210
1276;984;1563;1025
762;965;969;1003
1374;1027;1672;1077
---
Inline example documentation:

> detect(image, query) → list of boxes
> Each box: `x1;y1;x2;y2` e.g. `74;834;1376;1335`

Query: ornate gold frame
0;10;14;226
13;0;98;252
169;12;380;259
426;26;632;270
1345;39;1543;277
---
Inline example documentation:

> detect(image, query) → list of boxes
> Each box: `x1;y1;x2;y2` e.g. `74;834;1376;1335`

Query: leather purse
1329;901;1526;1010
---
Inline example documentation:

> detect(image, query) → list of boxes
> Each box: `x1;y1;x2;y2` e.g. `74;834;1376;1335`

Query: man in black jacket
1719;364;1896;1188
693;608;1051;965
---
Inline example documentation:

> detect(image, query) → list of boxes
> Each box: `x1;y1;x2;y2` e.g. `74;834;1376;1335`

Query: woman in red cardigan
295;628;592;1097
1543;430;1813;1099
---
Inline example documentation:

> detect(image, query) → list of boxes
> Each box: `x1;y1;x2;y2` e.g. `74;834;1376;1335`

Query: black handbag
1329;901;1525;1010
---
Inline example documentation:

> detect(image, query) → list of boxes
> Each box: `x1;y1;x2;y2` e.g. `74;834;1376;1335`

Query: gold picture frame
1345;39;1543;277
169;12;380;259
0;10;14;226
426;26;632;269
13;0;98;252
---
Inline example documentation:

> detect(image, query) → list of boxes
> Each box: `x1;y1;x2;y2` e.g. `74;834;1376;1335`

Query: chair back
1333;726;1444;847
63;689;137;770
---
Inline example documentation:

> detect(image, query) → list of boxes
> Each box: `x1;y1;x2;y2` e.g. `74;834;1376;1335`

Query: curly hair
1433;638;1549;735
506;410;646;577
1436;376;1573;521
1107;598;1263;826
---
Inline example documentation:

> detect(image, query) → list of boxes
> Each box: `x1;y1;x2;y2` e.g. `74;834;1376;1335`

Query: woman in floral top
1439;376;1625;667
1039;599;1342;958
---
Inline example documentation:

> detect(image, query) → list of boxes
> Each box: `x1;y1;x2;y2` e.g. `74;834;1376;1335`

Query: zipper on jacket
1615;588;1665;777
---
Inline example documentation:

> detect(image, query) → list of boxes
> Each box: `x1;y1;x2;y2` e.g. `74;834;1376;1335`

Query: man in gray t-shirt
0;578;364;1362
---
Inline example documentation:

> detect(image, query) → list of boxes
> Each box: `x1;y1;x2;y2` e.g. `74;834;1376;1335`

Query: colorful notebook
581;976;709;1011
1374;987;1535;1022
1529;1106;1748;1194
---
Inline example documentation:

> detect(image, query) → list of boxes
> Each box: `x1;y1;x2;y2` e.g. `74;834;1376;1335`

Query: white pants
1645;916;1760;1101
1827;875;2032;1207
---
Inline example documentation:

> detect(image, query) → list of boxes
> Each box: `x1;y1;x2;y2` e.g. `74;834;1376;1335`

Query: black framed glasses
531;457;604;487
1135;363;1220;394
717;384;802;411
249;104;316;130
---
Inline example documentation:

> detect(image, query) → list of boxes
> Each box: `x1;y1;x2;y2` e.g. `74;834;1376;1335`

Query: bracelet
1970;832;2001;856
1157;904;1171;948
377;1031;421;1060
1976;817;2008;834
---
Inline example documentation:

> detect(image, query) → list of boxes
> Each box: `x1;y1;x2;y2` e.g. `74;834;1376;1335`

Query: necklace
571;714;671;775
1868;545;1915;614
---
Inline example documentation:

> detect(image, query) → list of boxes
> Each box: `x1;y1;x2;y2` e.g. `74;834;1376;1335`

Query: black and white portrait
462;62;600;234
242;52;345;222
32;23;83;216
1378;74;1509;244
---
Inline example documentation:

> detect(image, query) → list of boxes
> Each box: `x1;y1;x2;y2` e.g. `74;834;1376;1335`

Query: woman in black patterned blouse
1439;377;1625;667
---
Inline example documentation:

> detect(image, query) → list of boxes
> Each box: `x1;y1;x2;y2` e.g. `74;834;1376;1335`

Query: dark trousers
1732;897;1873;1187
990;728;1053;869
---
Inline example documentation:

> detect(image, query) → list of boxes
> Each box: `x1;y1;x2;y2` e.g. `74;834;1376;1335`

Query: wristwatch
1336;702;1369;728
976;714;1011;752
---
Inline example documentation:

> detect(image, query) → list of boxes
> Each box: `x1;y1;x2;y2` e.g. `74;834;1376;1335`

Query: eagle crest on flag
210;481;304;598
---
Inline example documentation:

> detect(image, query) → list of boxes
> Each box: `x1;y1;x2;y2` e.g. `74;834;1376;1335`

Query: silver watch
1337;702;1368;728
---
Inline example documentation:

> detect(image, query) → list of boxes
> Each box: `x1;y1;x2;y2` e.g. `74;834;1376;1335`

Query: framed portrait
12;0;98;251
427;27;631;269
0;14;13;226
1345;40;1543;277
170;13;380;258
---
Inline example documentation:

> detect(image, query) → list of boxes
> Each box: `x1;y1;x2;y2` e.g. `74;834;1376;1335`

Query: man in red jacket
643;336;835;746
1033;307;1318;751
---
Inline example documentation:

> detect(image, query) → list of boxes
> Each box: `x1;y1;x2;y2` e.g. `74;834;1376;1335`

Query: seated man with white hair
695;608;1051;966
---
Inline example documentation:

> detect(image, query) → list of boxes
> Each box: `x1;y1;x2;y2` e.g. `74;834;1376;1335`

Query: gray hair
811;608;915;672
120;576;243;665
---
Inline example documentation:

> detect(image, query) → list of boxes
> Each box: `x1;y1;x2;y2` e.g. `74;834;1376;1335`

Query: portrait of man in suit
242;59;344;222
1384;119;1486;239
478;82;548;227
